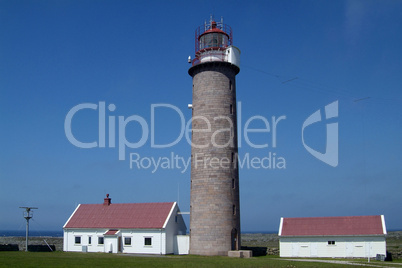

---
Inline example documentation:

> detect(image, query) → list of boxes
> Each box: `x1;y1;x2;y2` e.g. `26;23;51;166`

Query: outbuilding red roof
64;202;175;229
279;215;386;236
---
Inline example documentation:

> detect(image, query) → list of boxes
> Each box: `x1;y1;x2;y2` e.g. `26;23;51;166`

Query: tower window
232;178;235;189
233;205;236;215
229;80;232;91
230;104;233;114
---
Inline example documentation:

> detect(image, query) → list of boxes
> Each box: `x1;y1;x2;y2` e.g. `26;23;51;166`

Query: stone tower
188;18;241;256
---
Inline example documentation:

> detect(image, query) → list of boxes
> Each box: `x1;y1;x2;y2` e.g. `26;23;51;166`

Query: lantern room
198;21;230;50
191;17;240;68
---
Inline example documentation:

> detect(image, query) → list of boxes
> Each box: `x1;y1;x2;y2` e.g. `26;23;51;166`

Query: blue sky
1;0;401;233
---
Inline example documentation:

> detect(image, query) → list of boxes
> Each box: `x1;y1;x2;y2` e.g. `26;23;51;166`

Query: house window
98;237;104;245
74;236;81;244
144;237;152;246
88;236;91;245
124;237;131;246
328;241;335;245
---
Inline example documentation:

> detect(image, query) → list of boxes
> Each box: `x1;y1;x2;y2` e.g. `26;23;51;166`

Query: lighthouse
188;17;241;256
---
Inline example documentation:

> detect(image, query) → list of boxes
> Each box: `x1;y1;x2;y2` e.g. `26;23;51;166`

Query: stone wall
0;237;62;251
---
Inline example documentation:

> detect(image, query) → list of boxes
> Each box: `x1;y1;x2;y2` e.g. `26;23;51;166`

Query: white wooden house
279;215;387;258
63;195;188;254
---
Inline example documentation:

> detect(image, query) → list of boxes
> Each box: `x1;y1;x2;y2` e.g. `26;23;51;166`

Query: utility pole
19;207;38;252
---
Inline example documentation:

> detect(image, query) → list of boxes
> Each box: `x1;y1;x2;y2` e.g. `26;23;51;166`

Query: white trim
63;204;81;228
278;217;284;236
381;215;387;235
162;202;176;229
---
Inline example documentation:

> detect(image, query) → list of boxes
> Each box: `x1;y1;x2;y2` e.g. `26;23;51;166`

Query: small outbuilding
63;195;188;254
278;215;387;258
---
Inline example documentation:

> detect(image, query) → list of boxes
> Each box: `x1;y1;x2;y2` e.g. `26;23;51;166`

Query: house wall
164;204;187;254
279;236;386;258
64;229;166;254
64;228;108;253
175;235;190;255
120;229;165;254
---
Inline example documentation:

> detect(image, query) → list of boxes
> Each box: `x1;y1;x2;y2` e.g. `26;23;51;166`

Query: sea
0;230;276;237
0;230;63;237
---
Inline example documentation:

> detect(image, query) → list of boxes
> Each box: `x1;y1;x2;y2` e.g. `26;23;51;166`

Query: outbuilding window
88;236;91;245
74;236;81;244
328;241;335;245
98;237;104;245
144;237;152;246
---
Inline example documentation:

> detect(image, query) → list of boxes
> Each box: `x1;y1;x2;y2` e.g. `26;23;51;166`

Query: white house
63;195;188;255
279;215;387;258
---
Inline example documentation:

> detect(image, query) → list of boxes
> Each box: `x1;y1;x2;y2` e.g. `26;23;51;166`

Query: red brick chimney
103;194;111;206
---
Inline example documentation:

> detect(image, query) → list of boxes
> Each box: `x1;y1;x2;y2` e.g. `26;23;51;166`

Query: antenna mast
19;207;38;251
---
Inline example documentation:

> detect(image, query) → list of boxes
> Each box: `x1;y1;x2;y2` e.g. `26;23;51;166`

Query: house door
291;243;299;257
365;242;372;258
310;242;318;257
231;229;238;250
346;242;354;257
118;237;122;253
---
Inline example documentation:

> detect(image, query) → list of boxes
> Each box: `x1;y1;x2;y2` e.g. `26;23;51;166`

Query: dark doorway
118;236;122;252
231;228;238;250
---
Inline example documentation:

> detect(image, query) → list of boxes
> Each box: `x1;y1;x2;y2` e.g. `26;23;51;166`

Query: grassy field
0;252;401;268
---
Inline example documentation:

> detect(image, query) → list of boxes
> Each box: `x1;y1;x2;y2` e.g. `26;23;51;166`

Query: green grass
1;252;399;268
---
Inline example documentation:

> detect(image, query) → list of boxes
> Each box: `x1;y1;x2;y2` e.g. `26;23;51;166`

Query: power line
242;64;402;105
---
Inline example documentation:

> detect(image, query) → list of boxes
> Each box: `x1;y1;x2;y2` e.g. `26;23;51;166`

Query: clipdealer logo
302;101;339;167
64;100;339;172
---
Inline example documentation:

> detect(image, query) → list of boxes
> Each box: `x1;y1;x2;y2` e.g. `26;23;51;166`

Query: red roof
64;202;175;229
279;215;386;236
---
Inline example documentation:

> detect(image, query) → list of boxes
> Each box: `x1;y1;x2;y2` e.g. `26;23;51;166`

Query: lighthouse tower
188;17;241;256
